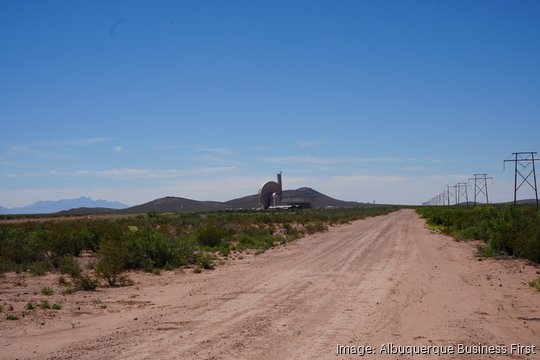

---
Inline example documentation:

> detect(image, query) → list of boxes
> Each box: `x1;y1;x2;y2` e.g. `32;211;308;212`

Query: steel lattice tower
468;174;493;205
504;152;539;206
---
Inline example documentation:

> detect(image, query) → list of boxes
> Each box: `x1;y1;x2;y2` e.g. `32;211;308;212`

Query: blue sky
1;0;539;207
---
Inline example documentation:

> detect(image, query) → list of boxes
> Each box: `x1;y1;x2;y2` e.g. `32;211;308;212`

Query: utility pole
504;152;539;206
446;184;451;206
468;174;493;205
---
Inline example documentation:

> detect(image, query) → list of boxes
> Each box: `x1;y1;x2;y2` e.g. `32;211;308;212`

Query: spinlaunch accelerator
258;172;283;209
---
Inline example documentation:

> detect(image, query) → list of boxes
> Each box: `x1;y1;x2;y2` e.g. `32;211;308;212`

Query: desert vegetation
0;207;398;289
417;205;540;264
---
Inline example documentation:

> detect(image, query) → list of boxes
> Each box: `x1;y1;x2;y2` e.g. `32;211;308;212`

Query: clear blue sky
1;0;539;207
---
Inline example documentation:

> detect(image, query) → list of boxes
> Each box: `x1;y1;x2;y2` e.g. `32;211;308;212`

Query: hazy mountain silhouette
0;197;128;215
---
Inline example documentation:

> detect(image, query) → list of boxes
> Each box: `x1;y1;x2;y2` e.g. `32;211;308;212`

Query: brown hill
123;196;226;213
123;188;366;213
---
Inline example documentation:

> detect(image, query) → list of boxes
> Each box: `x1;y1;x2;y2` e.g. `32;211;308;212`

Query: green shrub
57;256;82;277
6;314;18;320
0;228;47;266
48;231;82;257
52;303;62;310
529;277;540;292
29;260;52;276
196;224;228;248
476;243;498;257
283;223;302;241
41;286;54;295
73;273;99;291
169;236;196;266
95;240;127;286
26;302;35;310
40;300;50;309
195;253;215;270
305;221;328;234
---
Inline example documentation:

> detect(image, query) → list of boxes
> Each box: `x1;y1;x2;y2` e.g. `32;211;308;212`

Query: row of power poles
423;181;479;206
423;152;539;207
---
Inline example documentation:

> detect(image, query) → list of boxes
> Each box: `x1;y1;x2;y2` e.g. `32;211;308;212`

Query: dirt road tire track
4;209;539;359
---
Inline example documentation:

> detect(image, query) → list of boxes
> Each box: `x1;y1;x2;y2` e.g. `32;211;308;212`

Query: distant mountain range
0;197;128;215
0;187;368;215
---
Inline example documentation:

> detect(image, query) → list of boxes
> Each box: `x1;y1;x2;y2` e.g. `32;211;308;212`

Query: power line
422;151;538;206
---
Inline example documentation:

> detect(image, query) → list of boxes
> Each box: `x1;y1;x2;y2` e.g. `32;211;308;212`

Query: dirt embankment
1;209;539;359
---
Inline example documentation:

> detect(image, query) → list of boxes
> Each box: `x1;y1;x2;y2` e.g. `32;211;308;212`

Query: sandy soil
1;209;539;360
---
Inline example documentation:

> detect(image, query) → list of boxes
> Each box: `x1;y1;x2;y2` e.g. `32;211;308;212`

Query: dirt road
2;209;539;359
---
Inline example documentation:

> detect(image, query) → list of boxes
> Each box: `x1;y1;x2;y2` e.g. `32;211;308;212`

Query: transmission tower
456;182;469;205
504;152;539;206
468;174;493;205
449;184;459;205
440;191;447;206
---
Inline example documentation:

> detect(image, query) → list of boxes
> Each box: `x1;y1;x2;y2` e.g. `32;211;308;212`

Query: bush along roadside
417;204;540;264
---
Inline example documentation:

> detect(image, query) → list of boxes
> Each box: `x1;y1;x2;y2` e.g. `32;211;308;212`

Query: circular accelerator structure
258;173;283;209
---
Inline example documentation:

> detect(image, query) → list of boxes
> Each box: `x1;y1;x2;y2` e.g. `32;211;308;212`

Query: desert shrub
476;243;498;257
218;242;230;256
305;221;328;234
47;229;85;257
0;257;11;274
170;236;197;266
26;302;35;310
195;253;215;270
142;232;175;269
6;314;18;320
122;230;195;270
41;286;54;295
0;228;47;266
52;303;62;310
95;240;127;286
283;223;302;241
529;277;540;292
195;224;228;248
73;273;99;291
29;260;52;276
487;205;540;261
57;256;82;277
40;300;51;309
